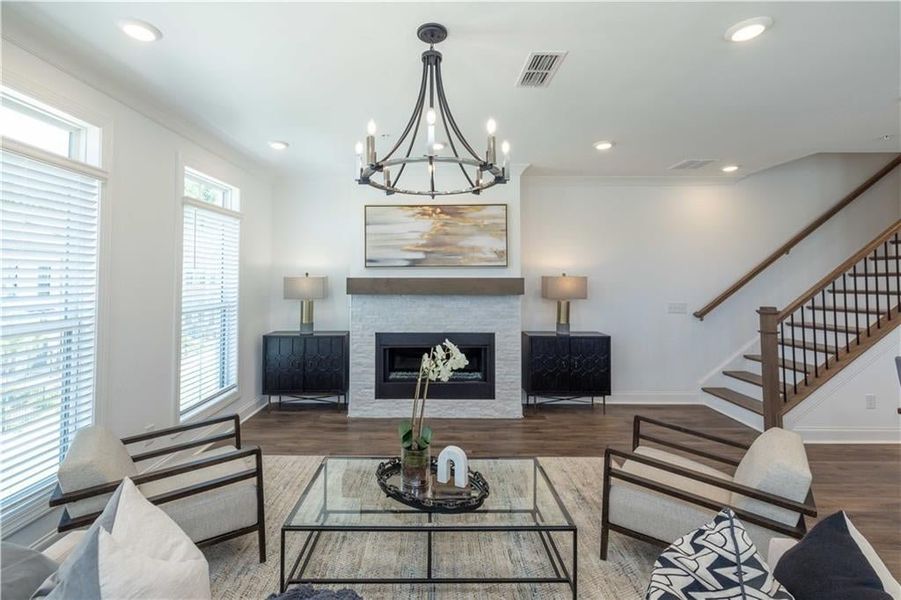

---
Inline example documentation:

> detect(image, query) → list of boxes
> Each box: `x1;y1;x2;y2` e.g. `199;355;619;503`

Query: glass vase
401;446;431;495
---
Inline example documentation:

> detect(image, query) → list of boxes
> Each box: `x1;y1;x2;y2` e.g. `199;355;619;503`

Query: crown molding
1;30;272;181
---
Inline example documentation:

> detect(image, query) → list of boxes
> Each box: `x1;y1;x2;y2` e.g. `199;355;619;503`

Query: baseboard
605;392;700;404
792;426;901;444
532;391;701;406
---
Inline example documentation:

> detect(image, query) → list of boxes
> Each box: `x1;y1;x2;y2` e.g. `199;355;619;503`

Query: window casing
178;169;240;419
0;88;103;524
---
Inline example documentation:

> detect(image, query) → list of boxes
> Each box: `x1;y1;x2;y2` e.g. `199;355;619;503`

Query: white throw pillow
35;478;211;600
97;529;210;600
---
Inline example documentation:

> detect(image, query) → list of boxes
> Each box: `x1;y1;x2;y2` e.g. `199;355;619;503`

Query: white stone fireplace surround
348;286;523;418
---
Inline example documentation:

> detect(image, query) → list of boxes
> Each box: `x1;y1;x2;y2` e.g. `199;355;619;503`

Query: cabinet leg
591;396;595;409
603;396;607;415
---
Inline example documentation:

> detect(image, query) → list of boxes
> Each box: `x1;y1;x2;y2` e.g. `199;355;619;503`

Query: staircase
703;220;901;428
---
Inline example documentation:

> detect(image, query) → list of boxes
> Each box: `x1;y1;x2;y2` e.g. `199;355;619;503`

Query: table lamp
541;274;588;335
284;273;327;334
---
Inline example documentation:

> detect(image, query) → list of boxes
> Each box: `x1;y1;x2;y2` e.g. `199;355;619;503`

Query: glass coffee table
280;457;577;598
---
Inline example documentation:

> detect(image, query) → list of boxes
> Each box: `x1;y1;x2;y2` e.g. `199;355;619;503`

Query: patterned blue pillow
646;508;794;600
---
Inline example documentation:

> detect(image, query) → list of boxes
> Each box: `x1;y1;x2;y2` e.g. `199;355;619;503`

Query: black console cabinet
262;331;349;407
521;331;611;412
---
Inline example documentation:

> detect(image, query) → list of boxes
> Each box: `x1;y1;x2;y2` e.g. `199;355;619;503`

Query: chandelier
354;23;510;198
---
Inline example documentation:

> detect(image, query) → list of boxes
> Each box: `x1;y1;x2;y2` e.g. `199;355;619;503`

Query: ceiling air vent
669;159;715;170
516;52;567;88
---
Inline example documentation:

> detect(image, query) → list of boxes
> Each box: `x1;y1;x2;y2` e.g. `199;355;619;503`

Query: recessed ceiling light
724;17;773;43
119;19;162;42
268;141;289;150
594;140;614;151
721;164;740;173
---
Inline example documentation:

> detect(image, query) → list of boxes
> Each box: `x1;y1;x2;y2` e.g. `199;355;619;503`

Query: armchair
601;416;816;561
49;414;266;562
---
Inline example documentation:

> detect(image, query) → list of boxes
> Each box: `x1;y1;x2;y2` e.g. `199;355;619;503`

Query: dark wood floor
243;402;900;575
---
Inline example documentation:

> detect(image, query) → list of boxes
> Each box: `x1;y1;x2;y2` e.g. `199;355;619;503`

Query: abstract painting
365;204;508;267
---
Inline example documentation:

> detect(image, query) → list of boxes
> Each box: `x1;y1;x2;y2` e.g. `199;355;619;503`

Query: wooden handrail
778;219;901;320
694;154;901;320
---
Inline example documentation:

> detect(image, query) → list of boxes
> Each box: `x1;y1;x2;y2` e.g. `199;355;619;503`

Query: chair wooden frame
600;415;816;560
49;414;267;562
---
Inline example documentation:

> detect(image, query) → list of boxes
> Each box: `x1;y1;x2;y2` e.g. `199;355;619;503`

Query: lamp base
555;300;571;336
300;300;314;335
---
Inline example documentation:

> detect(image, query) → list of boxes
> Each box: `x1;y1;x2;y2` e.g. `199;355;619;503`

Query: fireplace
375;332;495;399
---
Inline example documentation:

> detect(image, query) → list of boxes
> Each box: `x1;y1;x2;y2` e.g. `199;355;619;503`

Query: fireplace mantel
346;277;524;296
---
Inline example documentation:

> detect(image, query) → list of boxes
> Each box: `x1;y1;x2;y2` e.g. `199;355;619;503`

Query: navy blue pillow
774;511;892;600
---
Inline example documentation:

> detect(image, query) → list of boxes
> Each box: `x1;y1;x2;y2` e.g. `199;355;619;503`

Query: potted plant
398;339;468;493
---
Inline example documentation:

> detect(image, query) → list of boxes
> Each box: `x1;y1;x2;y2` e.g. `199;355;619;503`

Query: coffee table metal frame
279;456;578;598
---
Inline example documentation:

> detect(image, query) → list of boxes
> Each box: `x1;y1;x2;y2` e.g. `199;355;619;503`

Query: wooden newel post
758;306;783;429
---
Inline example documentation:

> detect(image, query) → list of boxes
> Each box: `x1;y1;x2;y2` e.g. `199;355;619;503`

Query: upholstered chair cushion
731;428;811;527
608;446;734;550
57;426;138;518
139;446;258;543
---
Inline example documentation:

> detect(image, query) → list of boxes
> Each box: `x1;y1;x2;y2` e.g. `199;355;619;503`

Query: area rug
204;456;660;599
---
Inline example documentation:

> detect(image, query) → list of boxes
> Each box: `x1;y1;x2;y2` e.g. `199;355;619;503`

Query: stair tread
848;272;901;277
870;255;900;260
723;370;763;387
781;338;839;354
744;354;815;373
702;387;764;415
796;321;865;334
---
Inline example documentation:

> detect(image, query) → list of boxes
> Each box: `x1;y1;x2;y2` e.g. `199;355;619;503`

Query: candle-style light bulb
365;122;377;165
354;141;363;155
426;108;437;125
486;118;497;164
501;140;510;155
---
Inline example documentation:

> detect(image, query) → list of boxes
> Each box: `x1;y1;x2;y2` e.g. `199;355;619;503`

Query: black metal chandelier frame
357;23;508;197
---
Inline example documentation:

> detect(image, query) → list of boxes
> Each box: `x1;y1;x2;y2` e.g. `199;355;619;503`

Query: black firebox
375;332;495;400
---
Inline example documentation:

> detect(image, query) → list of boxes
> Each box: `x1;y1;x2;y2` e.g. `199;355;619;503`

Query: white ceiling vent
516;52;567;88
669;159;715;170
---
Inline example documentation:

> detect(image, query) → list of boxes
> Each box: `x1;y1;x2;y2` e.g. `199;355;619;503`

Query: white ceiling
2;2;899;177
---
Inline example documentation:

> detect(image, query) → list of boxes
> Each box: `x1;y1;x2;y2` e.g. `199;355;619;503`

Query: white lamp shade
284;275;327;300
541;275;588;300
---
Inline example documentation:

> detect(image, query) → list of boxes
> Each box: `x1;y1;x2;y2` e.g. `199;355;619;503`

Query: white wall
521;153;900;400
2;41;274;542
785;329;901;443
269;165;525;332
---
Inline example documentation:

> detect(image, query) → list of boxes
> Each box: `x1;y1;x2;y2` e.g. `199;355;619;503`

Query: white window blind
179;176;240;418
1;150;100;516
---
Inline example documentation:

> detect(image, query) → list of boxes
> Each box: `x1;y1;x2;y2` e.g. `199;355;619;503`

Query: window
0;89;101;166
178;169;240;419
0;90;102;522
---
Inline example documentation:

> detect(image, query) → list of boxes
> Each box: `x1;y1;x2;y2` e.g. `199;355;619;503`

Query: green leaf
399;420;415;449
417;425;432;448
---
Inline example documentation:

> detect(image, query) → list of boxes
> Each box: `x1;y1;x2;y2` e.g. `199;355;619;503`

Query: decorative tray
375;457;490;513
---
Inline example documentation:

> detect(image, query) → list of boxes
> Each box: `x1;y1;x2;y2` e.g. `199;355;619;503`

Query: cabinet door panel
302;336;346;392
528;336;571;393
263;336;304;394
569;337;610;394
